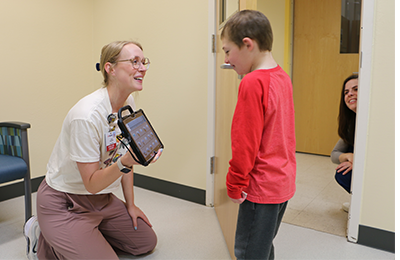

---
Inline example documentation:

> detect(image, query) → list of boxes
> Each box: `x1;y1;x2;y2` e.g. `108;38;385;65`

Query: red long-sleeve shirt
226;66;296;204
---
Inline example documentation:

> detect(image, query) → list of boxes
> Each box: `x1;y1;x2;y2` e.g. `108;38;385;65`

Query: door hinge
211;34;216;53
210;156;216;174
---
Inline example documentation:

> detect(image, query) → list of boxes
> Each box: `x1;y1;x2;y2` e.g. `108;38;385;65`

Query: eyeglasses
115;56;150;70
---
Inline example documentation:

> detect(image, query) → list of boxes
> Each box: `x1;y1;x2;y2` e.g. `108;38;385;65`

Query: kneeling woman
28;41;162;260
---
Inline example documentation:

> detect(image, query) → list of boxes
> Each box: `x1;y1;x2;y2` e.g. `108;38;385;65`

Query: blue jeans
335;169;352;193
235;200;288;260
334;145;353;193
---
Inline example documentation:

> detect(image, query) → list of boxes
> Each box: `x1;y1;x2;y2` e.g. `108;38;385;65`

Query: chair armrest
0;122;31;130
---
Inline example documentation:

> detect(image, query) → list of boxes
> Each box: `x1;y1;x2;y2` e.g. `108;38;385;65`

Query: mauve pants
36;180;157;260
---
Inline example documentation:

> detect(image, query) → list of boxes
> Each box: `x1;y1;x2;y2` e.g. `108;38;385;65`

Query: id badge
106;131;117;152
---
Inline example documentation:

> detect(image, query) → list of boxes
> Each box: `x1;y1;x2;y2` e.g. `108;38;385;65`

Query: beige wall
1;1;395;234
93;0;209;189
359;0;395;232
257;0;286;71
0;0;94;184
1;0;209;190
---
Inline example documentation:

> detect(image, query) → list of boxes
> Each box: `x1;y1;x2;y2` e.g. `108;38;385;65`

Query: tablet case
118;105;163;166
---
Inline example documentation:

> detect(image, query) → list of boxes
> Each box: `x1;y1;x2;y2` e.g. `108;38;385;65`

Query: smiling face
112;43;147;93
222;37;252;75
344;78;358;113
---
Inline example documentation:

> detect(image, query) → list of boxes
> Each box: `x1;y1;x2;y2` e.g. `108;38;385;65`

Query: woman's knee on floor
138;226;157;255
121;220;158;256
335;170;352;193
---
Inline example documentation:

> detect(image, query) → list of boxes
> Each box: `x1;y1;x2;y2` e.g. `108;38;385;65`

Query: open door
293;0;359;155
213;0;256;258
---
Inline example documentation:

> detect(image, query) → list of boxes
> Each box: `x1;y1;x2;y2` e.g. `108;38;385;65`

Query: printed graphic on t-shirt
102;109;128;173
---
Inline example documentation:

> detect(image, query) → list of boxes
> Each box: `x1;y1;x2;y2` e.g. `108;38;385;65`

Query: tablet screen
119;108;163;166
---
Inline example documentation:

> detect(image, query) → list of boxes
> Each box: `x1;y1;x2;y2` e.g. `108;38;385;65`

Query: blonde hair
99;40;143;86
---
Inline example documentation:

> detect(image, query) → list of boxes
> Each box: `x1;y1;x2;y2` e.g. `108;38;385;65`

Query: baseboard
0;173;206;206
0;176;44;202
358;225;395;253
133;173;206;205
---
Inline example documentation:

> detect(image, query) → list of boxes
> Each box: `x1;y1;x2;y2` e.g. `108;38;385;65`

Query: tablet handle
118;105;134;119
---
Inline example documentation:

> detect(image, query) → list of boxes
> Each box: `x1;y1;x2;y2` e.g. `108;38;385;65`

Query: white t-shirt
46;87;135;194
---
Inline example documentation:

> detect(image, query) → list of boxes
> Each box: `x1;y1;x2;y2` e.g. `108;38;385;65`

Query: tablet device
118;105;163;166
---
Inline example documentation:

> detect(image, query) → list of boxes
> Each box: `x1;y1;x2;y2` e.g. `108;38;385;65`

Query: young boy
222;10;296;260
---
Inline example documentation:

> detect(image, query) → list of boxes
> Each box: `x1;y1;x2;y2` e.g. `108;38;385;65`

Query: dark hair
338;74;358;146
221;10;273;51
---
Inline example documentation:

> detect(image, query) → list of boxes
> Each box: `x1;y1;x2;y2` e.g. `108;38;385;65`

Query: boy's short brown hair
221;10;273;51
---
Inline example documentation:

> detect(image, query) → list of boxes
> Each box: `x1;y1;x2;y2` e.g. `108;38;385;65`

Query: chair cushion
0;154;27;183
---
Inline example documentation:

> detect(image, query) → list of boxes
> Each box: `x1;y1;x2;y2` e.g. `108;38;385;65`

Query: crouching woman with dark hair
331;74;358;211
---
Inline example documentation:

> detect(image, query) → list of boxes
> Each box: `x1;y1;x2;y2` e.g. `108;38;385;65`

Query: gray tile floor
283;153;351;237
0;153;395;259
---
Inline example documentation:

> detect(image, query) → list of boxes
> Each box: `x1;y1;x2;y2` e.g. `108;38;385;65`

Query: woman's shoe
23;215;40;260
342;202;350;213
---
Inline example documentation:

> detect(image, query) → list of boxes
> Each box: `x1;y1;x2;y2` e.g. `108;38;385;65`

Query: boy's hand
229;191;247;204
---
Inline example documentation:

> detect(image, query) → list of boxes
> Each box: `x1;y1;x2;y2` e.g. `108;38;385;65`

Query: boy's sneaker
23;216;40;260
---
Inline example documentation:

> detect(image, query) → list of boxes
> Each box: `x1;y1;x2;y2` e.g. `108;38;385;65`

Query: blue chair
0;122;32;222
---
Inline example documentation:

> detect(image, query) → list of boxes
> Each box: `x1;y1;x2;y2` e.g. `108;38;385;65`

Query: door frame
206;0;216;207
347;0;374;243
